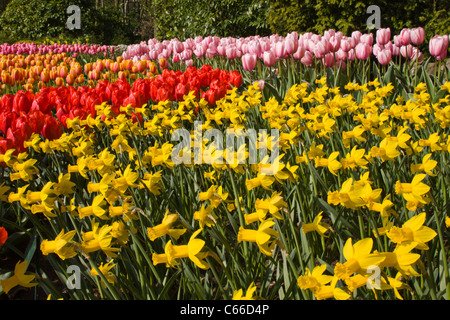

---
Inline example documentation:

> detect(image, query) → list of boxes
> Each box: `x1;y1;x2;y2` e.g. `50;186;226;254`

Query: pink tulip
373;43;383;56
242;53;257;71
340;37;352;52
329;35;341;52
392;44;401;56
226;46;238;59
360;34;373;46
248;40;262;57
274;41;285;58
355;43;371;60
429;35;449;60
377;49;392;65
285;36;298;55
376;28;391;45
410;27;425;45
352;31;362;44
293;46;305;60
347;48;356;61
400;28;411;46
181;49;193;61
172;53;181;63
263;50;277;67
322;52;335;67
301;51;314;66
217;45;227;56
314;39;328;58
335;49;347;61
400;44;414;59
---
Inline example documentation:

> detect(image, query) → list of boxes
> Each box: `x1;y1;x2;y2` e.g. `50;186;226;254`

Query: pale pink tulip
377;49;392;65
301;51;314;66
410;27;425;45
400;44;414;59
242;53;257;71
322;52;335;67
263;50;277;67
376;28;391;45
355;43;371;60
400;28;411;46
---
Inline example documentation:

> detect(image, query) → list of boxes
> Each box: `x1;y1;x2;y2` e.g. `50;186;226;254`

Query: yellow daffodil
232;282;258;300
411;153;437;177
237;219;279;256
395;174;430;211
198;185;229;208
40;229;78;260
302;211;331;237
80;219;120;258
90;260;117;287
387;212;437;250
194;204;218;229
333;238;385;280
147;210;187;241
152;229;217;270
0;261;38;294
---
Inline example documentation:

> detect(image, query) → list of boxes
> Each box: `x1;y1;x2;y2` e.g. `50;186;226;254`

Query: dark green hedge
0;0;448;44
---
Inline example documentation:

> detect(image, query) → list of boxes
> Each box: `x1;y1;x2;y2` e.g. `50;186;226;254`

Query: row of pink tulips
121;28;449;70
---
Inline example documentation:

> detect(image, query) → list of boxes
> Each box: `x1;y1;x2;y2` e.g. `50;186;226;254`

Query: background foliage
0;0;448;49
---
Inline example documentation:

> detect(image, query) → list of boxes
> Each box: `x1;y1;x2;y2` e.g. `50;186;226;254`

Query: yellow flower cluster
1;78;447;300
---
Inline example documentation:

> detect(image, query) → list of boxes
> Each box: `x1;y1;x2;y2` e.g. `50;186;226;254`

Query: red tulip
0;227;7;247
41;115;63;140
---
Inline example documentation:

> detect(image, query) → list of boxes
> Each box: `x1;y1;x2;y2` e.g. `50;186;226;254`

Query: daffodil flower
395;174;430;211
147;210;187;241
194;204;218;229
90;260;117;287
81;219;120;258
387;212;437;250
232;282;257;300
40;229;78;260
0;261;38;294
333;238;385;280
237;219;279;256
302;211;331;237
152;229;218;270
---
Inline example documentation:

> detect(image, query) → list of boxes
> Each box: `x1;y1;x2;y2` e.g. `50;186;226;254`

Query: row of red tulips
0;64;242;154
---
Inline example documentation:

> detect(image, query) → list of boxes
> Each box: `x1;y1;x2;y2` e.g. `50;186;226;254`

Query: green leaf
24;231;38;270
